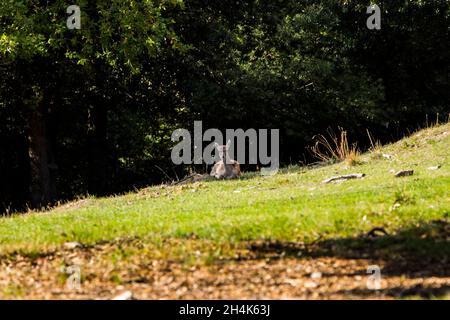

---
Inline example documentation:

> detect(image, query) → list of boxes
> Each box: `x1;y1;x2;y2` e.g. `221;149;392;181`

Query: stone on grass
394;170;414;177
322;173;365;184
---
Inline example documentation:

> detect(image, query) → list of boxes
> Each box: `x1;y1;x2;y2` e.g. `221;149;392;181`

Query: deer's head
214;140;231;161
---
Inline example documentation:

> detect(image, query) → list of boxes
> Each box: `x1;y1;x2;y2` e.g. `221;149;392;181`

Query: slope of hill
0;123;449;299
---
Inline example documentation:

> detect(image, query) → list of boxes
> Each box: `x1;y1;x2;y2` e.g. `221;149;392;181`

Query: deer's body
210;141;241;179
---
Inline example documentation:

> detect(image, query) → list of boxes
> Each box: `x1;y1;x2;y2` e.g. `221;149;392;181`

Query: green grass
0;123;449;258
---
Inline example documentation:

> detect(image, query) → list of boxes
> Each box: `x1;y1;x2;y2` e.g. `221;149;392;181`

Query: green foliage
0;0;183;70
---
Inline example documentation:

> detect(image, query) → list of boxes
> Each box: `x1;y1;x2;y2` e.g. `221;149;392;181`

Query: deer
210;140;241;179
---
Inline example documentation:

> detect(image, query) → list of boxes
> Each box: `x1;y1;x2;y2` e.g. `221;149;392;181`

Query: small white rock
112;291;133;300
310;272;322;279
284;279;301;286
391;203;401;210
63;242;82;249
427;165;441;170
304;281;318;288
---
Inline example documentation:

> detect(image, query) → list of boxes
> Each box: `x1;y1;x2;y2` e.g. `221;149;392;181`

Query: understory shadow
246;219;449;298
337;284;450;299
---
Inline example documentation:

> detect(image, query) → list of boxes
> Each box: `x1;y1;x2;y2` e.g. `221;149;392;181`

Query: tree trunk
28;91;56;208
87;89;108;195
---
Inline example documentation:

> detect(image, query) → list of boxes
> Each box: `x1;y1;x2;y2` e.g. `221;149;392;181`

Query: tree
0;0;183;207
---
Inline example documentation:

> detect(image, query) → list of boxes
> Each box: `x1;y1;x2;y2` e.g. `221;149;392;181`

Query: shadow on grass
336;283;450;299
246;219;449;298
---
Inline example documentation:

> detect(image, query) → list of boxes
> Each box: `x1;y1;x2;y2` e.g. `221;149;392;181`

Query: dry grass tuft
367;129;384;160
310;128;361;166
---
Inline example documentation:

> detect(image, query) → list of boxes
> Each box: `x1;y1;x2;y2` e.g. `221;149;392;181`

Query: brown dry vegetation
0;236;448;300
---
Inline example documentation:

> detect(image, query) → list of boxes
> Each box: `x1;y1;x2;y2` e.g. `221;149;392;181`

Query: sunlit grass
0;123;448;258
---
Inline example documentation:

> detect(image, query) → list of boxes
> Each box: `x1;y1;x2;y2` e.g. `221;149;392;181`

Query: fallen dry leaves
0;239;448;300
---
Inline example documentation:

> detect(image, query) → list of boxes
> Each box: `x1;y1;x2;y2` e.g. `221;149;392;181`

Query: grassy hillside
0;124;448;299
1;123;449;255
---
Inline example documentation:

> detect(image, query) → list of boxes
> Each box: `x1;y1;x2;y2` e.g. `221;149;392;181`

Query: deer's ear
226;139;231;148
